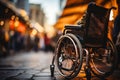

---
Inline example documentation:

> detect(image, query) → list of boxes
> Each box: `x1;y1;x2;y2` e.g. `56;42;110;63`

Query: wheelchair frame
50;2;118;80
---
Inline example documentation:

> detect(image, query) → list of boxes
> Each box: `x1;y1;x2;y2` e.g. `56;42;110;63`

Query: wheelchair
50;2;118;80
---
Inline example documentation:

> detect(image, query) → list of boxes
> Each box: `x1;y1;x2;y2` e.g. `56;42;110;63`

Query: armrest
65;25;83;30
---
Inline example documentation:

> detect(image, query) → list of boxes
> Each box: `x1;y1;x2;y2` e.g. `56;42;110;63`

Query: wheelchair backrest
84;3;111;47
116;32;120;46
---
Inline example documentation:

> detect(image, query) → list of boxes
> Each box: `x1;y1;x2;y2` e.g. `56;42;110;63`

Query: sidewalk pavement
0;51;120;80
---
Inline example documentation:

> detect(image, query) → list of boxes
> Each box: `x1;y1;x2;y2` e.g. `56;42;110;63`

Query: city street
0;51;120;80
0;0;120;80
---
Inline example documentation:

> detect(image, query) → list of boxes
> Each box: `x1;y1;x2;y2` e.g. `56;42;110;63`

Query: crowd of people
0;25;55;57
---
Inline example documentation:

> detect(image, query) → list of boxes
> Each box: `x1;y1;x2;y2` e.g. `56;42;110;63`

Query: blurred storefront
0;0;30;55
53;0;120;42
54;0;118;34
0;0;29;32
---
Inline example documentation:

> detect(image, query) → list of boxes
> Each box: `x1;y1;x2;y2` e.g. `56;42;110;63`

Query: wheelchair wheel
90;38;118;78
56;33;83;79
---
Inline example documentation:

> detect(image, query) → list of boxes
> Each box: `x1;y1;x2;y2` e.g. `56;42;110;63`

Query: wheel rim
56;34;82;78
90;39;116;76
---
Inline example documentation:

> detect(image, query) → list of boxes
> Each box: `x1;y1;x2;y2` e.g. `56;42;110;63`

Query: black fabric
84;3;110;47
64;3;111;47
113;14;120;43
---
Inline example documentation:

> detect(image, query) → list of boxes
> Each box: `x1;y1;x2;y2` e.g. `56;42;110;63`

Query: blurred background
0;0;63;55
0;0;120;80
0;0;119;56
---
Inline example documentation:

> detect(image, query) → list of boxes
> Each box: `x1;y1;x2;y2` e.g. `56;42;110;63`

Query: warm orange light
14;17;20;28
16;22;26;33
9;20;14;30
0;21;4;26
31;29;37;38
11;15;15;20
62;4;87;17
14;21;19;27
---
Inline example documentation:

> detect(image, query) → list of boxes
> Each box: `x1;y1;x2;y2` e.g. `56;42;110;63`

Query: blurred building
4;0;29;15
0;0;29;29
15;0;29;14
54;0;118;31
29;4;45;27
0;0;31;54
59;0;67;10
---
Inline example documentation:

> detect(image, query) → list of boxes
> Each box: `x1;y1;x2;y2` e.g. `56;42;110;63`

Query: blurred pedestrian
0;24;5;56
34;33;40;52
4;30;10;55
0;21;10;56
44;33;54;52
